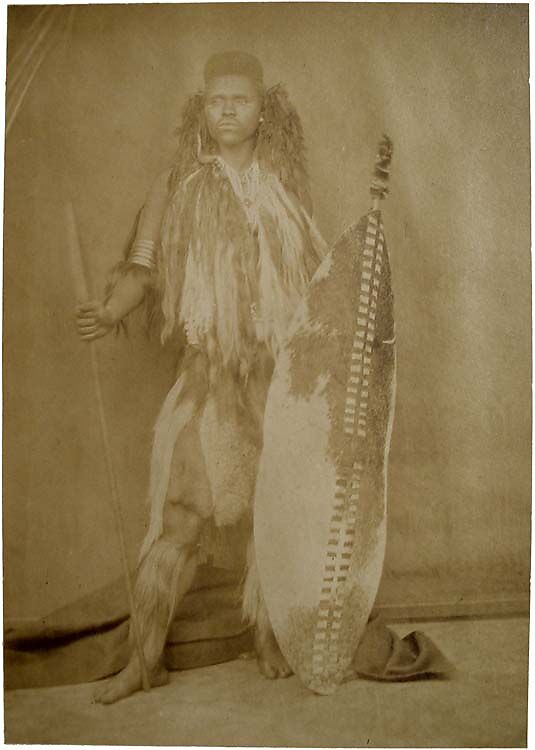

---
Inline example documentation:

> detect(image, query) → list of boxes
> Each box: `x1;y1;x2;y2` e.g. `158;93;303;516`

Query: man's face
204;75;263;148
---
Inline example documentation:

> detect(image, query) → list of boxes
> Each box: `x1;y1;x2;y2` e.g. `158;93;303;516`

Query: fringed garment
141;158;327;568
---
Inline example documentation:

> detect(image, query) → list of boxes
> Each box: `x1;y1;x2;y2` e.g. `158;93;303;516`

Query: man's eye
235;98;248;105
208;97;223;106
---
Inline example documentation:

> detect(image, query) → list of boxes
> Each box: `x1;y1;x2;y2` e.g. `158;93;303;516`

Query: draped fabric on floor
5;564;451;690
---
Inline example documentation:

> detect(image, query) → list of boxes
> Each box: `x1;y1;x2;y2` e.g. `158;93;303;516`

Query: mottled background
4;3;530;621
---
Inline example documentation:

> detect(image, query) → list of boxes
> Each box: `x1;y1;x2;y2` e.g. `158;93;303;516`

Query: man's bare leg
243;537;292;679
254;596;293;679
94;503;202;704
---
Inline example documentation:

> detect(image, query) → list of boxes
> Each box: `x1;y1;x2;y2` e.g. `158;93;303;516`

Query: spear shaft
66;202;151;693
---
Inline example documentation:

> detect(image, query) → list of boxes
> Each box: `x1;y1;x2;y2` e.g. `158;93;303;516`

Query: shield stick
65;202;151;693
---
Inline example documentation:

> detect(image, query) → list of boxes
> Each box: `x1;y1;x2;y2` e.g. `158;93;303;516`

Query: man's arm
76;170;171;341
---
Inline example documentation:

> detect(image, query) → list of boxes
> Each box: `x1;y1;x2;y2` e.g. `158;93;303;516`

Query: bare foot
255;625;293;679
93;659;169;705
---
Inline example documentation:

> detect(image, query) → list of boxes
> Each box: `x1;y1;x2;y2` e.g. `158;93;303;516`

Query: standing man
77;51;327;703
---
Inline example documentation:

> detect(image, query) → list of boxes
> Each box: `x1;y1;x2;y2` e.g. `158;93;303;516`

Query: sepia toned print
4;3;529;746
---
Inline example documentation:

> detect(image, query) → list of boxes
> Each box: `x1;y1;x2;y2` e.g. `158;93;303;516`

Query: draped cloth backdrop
4;4;530;638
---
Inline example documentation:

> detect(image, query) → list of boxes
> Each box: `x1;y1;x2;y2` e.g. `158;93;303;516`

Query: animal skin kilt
139;345;273;571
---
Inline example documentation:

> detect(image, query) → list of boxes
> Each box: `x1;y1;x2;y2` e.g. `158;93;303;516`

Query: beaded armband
129;238;156;271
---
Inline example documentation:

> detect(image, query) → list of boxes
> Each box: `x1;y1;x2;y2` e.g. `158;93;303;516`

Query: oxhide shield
254;201;396;695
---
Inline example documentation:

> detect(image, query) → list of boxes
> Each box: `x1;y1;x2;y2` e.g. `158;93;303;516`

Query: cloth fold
351;614;453;681
5;566;452;690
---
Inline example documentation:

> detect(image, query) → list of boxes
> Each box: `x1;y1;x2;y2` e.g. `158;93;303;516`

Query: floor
4;617;528;747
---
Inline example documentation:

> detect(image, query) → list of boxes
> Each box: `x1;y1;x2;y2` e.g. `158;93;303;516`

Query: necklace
216;158;260;220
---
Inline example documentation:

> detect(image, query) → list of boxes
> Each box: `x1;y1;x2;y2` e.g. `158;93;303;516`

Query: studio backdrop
4;3;530;623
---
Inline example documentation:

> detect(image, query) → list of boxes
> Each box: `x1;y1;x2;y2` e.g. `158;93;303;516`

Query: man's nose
222;99;236;115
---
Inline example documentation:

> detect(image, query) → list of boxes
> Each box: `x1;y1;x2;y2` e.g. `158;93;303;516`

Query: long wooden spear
66;202;151;693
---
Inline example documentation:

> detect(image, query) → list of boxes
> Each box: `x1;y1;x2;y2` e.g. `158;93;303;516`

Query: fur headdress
204;50;264;89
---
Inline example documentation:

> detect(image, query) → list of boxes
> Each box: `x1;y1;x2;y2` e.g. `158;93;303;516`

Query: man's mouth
218;121;239;129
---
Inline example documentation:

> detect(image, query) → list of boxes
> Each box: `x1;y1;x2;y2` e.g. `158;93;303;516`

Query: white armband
129;239;156;270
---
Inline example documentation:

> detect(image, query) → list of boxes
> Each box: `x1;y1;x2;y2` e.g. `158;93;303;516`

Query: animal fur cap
204;51;264;89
